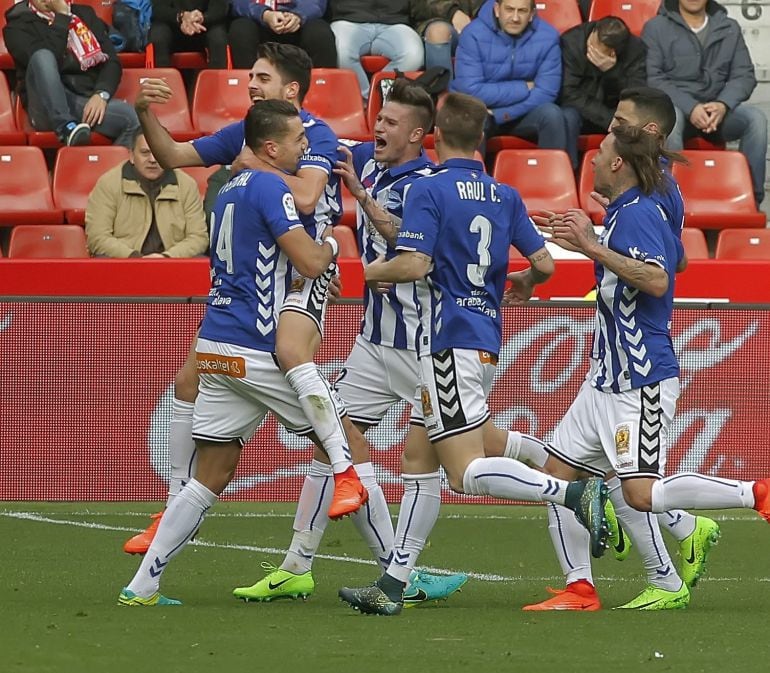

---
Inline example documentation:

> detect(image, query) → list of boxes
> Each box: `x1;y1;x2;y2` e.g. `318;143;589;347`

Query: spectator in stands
451;0;576;166
229;1;336;69
85;130;208;258
560;16;646;141
149;0;229;69
327;0;423;100
3;0;140;147
410;0;483;76
643;0;768;206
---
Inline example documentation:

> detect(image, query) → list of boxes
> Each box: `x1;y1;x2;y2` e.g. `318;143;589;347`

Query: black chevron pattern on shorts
432;349;467;431
638;384;662;473
308;265;335;316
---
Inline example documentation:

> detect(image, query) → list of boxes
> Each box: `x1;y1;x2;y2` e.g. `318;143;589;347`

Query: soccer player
338;92;611;616
119;100;350;606
530;124;770;612
232;79;469;606
526;88;721;611
123;42;365;555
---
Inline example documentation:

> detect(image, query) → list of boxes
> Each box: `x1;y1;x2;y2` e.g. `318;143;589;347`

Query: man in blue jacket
229;1;336;69
451;0;576;167
643;0;767;206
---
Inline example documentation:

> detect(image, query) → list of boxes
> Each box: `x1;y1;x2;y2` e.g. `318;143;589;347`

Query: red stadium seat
672;151;766;229
14;96;111;148
579;134;605;151
0;145;63;225
115;68;197;141
361;55;388;75
338;181;358;229
0;71;24;145
715;229;770;260
577;149;606;224
536;0;582;34
0;29;13;70
367;70;422;136
53;145;129;224
180;165;222;199
680;227;709;260
588;0;661;36
118;52;148;68
304;68;369;141
493;149;579;214
332;225;359;259
684;136;727;151
8;224;89;258
191;69;250;134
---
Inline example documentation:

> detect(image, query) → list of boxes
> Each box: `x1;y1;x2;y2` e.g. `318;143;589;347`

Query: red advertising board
0;302;768;501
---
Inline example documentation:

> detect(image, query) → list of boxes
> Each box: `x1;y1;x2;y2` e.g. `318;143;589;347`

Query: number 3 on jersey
210;202;234;274
466;215;492;287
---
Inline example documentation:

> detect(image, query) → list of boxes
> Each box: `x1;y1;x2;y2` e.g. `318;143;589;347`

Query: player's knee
622;487;653;512
275;340;307;371
174;361;199;403
444;470;466;494
348;424;371;464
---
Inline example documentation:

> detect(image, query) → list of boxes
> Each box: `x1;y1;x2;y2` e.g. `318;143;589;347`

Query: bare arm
276;228;337;279
364;251;432;284
135;79;203;169
503;246;554;305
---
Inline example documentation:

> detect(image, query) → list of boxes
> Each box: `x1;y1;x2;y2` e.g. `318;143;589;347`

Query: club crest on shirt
421;385;435;421
615;423;631;456
282;192;298;221
291;277;305;292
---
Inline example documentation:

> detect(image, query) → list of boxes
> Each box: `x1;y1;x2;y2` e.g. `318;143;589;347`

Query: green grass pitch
2;502;769;673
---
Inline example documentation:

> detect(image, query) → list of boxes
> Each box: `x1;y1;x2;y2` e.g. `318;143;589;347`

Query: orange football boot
522;579;602;611
753;479;770;523
123;511;163;554
328;466;368;520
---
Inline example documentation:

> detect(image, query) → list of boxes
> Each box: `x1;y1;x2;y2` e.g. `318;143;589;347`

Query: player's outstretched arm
135;78;203;169
276;228;338;279
364;252;432;284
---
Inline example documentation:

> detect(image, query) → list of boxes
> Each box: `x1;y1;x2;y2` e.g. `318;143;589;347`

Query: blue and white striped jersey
199;169;303;352
191;108;342;237
350;142;435;350
397;158;546;357
590;186;680;393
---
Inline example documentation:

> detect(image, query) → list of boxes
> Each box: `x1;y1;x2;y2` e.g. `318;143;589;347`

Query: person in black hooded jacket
3;0;139;146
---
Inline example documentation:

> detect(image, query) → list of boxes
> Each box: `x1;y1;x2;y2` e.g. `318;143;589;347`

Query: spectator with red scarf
3;0;139;147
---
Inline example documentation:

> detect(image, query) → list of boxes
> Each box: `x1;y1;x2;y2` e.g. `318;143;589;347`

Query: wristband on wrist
324;237;339;259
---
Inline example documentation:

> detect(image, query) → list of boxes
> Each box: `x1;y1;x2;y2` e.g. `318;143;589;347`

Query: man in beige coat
85;131;209;257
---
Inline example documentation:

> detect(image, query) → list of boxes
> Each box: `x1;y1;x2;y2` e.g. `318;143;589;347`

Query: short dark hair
256;42;312;103
435;92;487;153
387;78;435;133
611;124;683;195
595;16;630;52
130;128;146;149
618;86;677;137
244;99;300;152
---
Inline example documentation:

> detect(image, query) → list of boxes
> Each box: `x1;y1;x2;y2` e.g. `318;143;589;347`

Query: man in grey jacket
643;0;767;206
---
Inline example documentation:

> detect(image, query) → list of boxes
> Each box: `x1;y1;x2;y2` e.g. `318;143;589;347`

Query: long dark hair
611;124;685;195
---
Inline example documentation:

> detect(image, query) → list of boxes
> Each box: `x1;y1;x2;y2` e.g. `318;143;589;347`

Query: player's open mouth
249;92;263;102
374;136;387;150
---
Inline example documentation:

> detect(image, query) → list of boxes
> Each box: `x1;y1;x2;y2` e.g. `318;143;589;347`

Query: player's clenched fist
135;78;173;112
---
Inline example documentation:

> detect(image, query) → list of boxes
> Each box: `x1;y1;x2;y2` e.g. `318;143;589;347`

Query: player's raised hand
135;78;173;112
503;269;536;306
334;145;366;200
327;274;344;302
554;208;598;255
589;191;609;210
231;146;259;174
364;254;387;281
531;209;562;235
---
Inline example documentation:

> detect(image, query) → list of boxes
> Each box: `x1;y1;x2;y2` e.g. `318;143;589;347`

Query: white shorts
417;348;497;442
547;375;680;479
334;335;420;426
279;263;336;335
192;338;313;445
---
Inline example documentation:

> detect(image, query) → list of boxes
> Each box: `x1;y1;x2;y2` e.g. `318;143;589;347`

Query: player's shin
350;462;395;570
547;503;594;585
650;473;756;512
167;398;197;507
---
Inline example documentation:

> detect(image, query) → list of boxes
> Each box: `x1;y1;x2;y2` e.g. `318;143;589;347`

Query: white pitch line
3;510;769;584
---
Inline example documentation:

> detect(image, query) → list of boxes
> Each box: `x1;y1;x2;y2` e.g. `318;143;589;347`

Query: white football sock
650;473;755;512
462;457;568;505
657;510;697;541
166;398;197;508
547;503;593;585
286;363;351;473
608;478;682;591
387;472;441;584
350;462;395;571
281;459;334;574
127;478;216;597
504;431;549;468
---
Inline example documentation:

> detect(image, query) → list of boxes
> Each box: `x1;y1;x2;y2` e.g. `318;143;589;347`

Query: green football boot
233;562;314;602
614;583;690;611
604;499;633;561
679;516;720;588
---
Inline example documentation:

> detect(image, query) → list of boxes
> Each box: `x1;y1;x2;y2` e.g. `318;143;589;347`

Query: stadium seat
680;227;709;260
14;97;112;147
536;0;582;34
588;0;661;36
0;146;63;225
115;68;197;141
367;70;423;136
332;225;359;259
8;224;89;258
304;68;369;141
338;181;358;229
181;165;221;199
493;149;579;214
361;55;388;75
577;149;606;224
0;71;24;145
52;145;129;224
714;228;770;260
191;69;251;134
578;134;605;151
672;151;766;229
118;52;148;68
684;136;726;151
